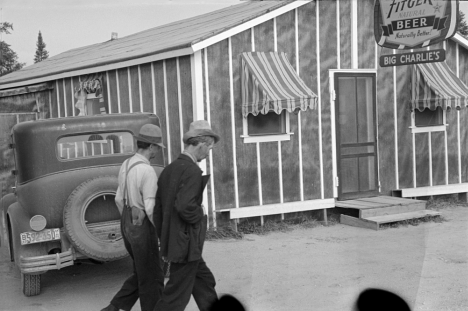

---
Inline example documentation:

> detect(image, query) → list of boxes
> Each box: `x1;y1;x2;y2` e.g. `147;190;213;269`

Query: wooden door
335;73;378;200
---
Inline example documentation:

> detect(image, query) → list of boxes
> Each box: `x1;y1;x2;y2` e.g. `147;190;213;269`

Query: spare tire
63;176;127;261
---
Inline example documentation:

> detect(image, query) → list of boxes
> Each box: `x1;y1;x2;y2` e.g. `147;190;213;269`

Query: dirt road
1;204;467;311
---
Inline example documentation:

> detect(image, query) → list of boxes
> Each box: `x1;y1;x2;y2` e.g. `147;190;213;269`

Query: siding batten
106;71;112;114
228;37;240;209
56;80;61;118
151;63;157;114
138;65;144;113
71;79;75;116
316;0;324;199
204;48;217;227
128;68;133;113
176;58;184;152
163;60;171;163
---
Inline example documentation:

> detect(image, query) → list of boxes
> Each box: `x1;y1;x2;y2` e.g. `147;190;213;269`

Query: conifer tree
34;31;49;63
0;22;24;76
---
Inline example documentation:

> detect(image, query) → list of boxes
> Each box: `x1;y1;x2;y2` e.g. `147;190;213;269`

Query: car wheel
63;176;127;261
22;273;41;297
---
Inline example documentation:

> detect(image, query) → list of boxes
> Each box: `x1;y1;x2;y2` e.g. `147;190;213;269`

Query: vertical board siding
299;2;321;200
357;0;375;69
377;47;396;195
277;9;301;202
207;39;236;209
254;19;275;51
260;142;281;204
277;10;296;67
165;58;182;159
231;29;260;208
178;56;194;130
319;0;337;199
57;79;65;117
107;70;119;113
415;133;430;187
100;72;110;114
139;63;154;113
395;54;413;189
72;76;81;116
117;68;130;113
459;47;468;182
50;85;58;118
129;66;141;112
339;0;352;69
446;40;457;72
253;18;280;205
431;131;445;186
64;78;73;117
444;39;459;184
153;61;169;164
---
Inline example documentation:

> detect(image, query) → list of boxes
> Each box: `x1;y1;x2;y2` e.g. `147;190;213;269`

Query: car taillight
30;215;47;231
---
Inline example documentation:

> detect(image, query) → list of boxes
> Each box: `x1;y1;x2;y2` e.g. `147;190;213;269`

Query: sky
0;0;240;66
1;0;468;66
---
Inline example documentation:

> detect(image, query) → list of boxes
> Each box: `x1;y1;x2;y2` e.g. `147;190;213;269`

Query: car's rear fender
1;193;17;248
7;202;48;265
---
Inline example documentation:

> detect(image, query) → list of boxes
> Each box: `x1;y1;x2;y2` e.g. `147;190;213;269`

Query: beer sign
374;0;458;49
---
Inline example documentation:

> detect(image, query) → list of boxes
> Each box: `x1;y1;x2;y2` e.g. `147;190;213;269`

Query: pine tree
0;22;25;76
458;10;468;38
34;31;49;63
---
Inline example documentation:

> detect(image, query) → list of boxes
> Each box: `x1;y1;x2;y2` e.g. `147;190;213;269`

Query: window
57;132;134;160
411;107;446;133
247;111;287;136
242;111;291;143
414;107;443;127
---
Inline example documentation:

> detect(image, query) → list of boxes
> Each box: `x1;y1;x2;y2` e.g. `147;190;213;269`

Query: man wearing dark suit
154;120;220;311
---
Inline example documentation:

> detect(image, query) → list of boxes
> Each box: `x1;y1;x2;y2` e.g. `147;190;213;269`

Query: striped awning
411;62;468;112
241;52;317;117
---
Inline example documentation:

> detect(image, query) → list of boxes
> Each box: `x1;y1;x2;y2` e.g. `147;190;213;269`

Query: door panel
335;73;378;200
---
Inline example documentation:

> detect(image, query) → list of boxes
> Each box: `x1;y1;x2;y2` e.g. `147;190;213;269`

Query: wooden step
364;210;440;224
359;201;426;218
340;210;440;230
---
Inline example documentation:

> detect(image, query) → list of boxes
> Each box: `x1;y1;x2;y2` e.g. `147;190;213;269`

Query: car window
57;132;134;160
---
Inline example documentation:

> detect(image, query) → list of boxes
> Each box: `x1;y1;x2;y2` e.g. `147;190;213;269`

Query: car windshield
57;132;134;160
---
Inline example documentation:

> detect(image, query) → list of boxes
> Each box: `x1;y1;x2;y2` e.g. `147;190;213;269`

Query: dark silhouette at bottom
209;294;246;311
354;288;411;311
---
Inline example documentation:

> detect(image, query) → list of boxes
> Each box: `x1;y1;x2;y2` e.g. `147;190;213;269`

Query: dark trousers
154;258;217;311
110;207;164;311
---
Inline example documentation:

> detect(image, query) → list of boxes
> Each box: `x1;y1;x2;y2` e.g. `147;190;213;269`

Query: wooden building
1;0;468;227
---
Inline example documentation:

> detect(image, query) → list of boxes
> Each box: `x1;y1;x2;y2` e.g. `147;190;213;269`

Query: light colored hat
133;124;166;148
183;120;220;144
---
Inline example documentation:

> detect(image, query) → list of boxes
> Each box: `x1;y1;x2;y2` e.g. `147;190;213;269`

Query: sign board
374;0;458;49
380;49;445;67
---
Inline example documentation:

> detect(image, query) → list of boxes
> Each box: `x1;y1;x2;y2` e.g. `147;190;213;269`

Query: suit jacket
155;154;208;263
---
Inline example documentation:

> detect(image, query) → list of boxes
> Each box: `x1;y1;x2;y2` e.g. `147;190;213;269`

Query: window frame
241;110;293;143
410;108;447;134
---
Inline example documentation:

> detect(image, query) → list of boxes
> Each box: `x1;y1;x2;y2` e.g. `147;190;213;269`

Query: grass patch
426;195;468;210
205;214;340;240
380;214;446;230
205;226;244;241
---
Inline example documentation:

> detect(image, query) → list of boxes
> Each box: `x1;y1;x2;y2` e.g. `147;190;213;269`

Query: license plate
20;228;61;245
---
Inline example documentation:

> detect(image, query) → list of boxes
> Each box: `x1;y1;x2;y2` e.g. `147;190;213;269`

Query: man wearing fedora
101;124;165;311
154;120;220;311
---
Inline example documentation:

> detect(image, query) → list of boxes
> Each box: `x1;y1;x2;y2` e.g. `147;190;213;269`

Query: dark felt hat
183;120;220;144
133;124;165;148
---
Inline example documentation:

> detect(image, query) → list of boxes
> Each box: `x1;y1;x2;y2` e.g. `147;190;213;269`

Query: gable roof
0;1;309;89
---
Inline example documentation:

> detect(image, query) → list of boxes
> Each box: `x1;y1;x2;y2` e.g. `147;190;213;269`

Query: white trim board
218;198;335;220
395;183;468;198
191;1;310;52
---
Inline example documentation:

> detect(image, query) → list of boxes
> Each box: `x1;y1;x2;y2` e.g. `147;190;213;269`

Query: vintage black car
0;113;164;296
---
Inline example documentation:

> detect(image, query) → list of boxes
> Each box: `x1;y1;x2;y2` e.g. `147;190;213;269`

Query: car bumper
19;248;74;273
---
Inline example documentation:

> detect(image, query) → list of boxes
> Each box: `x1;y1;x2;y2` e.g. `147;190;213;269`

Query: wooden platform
337;196;440;230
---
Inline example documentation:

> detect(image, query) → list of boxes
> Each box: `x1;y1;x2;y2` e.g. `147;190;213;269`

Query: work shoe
100;304;120;311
